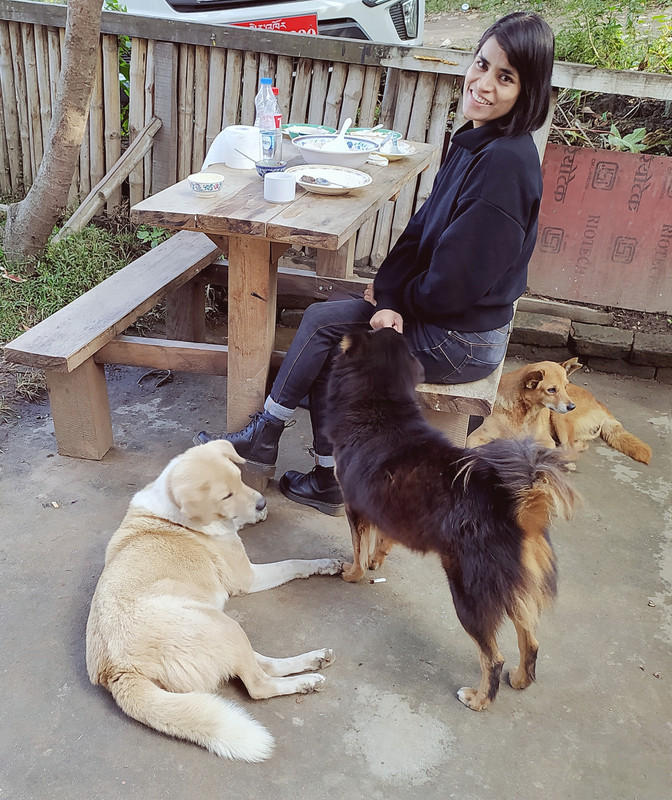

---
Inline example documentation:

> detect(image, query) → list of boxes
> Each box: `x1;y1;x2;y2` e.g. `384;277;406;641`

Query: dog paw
317;558;344;575
508;667;530;690
341;563;365;583
300;674;326;693
316;648;335;669
457;687;489;711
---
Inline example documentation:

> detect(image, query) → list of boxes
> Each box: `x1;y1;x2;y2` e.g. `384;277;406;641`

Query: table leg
227;236;277;490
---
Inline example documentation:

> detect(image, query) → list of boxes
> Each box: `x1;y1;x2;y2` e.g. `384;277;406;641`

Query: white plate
376;141;417;160
286;165;372;195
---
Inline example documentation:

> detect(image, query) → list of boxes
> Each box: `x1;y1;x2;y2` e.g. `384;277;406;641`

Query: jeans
269;297;510;456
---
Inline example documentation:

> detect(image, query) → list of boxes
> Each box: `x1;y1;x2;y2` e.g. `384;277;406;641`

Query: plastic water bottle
254;77;282;161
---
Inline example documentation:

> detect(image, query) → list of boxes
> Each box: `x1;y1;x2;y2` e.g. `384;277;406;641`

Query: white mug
264;172;296;203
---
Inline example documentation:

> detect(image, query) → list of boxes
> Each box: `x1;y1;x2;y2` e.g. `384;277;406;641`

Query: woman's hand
369;308;404;334
364;282;376;306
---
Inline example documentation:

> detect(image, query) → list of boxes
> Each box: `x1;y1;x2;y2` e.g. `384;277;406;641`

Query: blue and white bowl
187;171;224;197
293;135;378;167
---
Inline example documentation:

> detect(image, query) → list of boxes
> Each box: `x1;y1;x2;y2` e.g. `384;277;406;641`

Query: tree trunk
2;0;103;263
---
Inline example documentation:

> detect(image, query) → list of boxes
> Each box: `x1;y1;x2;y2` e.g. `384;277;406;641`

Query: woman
194;11;555;517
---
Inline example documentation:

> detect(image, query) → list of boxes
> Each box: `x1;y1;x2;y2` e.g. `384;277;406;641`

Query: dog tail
469;438;579;618
600;419;652;464
108;672;274;761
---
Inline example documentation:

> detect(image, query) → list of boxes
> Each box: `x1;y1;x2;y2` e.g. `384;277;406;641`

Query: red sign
232;15;318;35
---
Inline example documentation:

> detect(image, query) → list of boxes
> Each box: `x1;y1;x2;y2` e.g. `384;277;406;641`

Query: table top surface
130;139;440;251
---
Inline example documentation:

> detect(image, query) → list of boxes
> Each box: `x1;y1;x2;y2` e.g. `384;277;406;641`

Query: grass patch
0;222;156;344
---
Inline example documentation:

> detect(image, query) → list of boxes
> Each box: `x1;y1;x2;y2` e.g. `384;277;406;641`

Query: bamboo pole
53;116;161;243
21;22;43;179
128;37;147;208
193;44;209;173
88;44;104;190
0;20;22;193
206;46;226;148
240;50;259;125
177;43;195;180
144;38;155;197
9;21;31;188
33;24;51;162
102;33;122;212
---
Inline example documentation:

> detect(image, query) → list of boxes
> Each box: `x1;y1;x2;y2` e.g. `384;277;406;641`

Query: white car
118;0;424;47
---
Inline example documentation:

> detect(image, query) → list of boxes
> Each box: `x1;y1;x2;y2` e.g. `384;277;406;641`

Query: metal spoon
300;174;350;189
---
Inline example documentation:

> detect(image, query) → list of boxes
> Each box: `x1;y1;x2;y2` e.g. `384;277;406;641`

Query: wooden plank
89;45;105;188
128;36;147;208
316;236;356;279
102;33;122;212
288;58;311;122
308;60;329;125
45;360;114;460
152;40;178;192
21;22;42;179
96;336;287;375
206;46;226;150
222;49;243;127
4;231;222;372
164;278;206;343
8;21;31;187
143;39;155;197
240;50;259;126
0;20;22;192
324;62;347;129
177;43;195;180
192;45;209;173
225;235;277;433
416;355;506;418
33;24;50;162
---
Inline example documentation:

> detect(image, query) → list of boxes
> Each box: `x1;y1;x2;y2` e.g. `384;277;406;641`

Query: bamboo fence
0;1;671;268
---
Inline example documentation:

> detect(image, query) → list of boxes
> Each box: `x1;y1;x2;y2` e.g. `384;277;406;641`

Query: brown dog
467;357;652;464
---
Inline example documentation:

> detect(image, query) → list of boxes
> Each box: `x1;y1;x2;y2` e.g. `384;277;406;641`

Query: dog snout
256;496;267;512
567;402;576;412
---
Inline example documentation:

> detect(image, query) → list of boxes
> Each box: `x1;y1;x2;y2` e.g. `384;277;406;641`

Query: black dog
326;328;578;711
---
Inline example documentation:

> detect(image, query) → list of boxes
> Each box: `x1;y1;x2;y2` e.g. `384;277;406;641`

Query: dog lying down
467;357;652;464
326;329;578;712
85;440;343;761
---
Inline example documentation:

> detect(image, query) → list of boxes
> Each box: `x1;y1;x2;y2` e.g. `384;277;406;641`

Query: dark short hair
475;12;555;136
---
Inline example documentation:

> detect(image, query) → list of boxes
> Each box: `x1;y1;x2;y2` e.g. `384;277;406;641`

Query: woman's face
463;36;521;127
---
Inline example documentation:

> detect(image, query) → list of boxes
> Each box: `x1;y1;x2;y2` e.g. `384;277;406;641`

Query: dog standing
326;329;577;712
467;357;652;464
86;440;342;760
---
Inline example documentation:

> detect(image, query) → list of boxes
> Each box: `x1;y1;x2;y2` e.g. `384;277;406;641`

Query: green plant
0;223;145;343
605;123;649;152
136;225;170;249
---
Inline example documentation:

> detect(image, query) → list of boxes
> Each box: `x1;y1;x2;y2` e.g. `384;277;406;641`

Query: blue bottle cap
260;77;272;85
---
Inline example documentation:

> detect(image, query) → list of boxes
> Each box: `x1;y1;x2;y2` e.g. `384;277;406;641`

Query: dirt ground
0;360;670;800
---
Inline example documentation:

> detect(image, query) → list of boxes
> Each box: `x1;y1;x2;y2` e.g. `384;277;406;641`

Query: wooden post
152;40;178;192
45;359;114;460
226;236;277;491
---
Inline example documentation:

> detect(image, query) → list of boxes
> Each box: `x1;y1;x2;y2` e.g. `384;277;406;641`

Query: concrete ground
1;360;670;800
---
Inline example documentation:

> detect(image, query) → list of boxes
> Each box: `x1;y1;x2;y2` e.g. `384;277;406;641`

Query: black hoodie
373;122;543;332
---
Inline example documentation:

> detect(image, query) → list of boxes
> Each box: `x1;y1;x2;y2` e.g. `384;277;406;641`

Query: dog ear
524;369;544;389
561;357;583;377
212;439;245;464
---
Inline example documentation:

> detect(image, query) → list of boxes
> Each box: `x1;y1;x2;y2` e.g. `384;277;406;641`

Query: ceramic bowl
281;123;336;140
292;135;378;168
255;159;287;178
187;171;225;197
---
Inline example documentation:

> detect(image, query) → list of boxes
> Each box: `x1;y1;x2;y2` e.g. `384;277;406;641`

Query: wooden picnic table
130;139;439;476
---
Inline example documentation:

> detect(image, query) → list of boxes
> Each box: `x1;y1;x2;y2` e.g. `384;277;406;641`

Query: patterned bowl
187;171;225;197
255;159;287;178
292;135;378;167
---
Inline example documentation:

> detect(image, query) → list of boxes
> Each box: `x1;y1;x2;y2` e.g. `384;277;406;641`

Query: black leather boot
278;464;345;516
193;412;285;476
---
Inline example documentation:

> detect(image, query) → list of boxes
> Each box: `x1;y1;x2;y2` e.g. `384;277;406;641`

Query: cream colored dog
86;440;343;761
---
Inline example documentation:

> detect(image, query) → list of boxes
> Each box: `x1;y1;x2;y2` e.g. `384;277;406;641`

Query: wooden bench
416;357;506;447
4;231;223;459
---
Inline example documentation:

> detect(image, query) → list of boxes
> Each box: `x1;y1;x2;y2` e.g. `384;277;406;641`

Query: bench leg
422;409;470;448
45;359;113;460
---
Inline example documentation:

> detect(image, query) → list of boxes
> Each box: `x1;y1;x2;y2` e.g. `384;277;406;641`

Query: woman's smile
463;36;521;127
